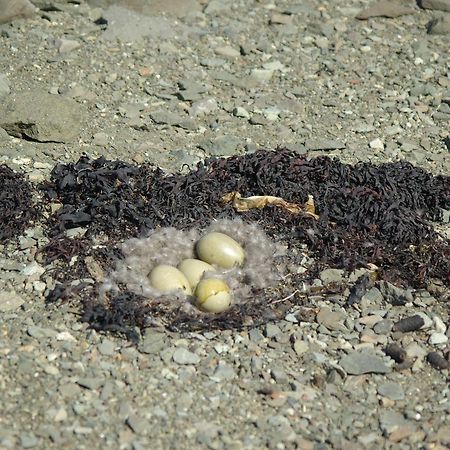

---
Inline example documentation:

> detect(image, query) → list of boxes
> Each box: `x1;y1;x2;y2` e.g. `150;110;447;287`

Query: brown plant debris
222;191;319;219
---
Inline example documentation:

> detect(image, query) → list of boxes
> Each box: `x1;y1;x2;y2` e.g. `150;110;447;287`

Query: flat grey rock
427;16;450;34
0;91;83;143
172;347;200;365
102;5;192;42
356;1;415;19
419;0;450;12
0;0;37;24
210;362;237;382
377;382;405;400
340;351;391;375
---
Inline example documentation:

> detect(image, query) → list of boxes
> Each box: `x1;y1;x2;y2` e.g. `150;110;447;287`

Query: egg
148;264;192;295
195;278;232;313
196;232;245;269
177;258;216;290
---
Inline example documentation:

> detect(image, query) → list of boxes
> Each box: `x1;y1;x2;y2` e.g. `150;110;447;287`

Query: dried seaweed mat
34;148;449;334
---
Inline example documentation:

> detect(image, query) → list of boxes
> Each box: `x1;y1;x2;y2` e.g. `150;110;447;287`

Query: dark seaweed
39;149;450;332
0;165;40;243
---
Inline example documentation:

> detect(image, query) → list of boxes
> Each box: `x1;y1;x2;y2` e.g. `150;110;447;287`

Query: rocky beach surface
0;0;449;449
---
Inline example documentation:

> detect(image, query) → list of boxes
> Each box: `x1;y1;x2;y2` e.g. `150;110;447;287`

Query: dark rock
392;315;425;333
427;351;450;369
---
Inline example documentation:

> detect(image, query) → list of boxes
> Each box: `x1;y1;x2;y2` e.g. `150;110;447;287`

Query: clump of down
101;219;284;313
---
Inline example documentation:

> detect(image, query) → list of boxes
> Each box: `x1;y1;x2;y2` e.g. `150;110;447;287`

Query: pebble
377;382;405;401
172;348;200;365
233;107;250;118
210;362;236;382
340;351;391;375
428;332;448;345
373;319;393;335
427;352;449;369
214;46;240;58
189;98;218;117
92;132;109;146
393;315;425;333
316;307;347;332
369;138;384;150
250;69;274;84
98;339;115;356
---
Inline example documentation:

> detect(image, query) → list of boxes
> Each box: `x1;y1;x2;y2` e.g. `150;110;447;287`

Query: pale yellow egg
196;232;245;269
148;264;192;295
195;278;232;313
177;258;216;290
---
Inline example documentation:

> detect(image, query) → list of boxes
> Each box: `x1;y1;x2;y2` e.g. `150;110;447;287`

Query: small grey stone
139;333;166;354
320;268;344;284
377;382;405;400
373;319;393;335
361;287;384;304
98;339;115;356
379;409;411;435
126;414;148;434
198;134;241;156
305;138;345;151
316;307;347;332
20;433;39;449
0;290;24;312
189;98;218;117
210;362;236;382
271;368;289;384
248;328;265;343
77;377;104;390
265;323;281;338
293;340;309;355
250;69;274;83
215;45;240;58
27;325;58;339
340;352;391;375
92;132;109;146
172;347;200;365
233;107;250;118
429;332;448;345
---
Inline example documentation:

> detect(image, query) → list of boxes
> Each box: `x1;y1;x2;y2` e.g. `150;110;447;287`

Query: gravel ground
0;0;450;449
